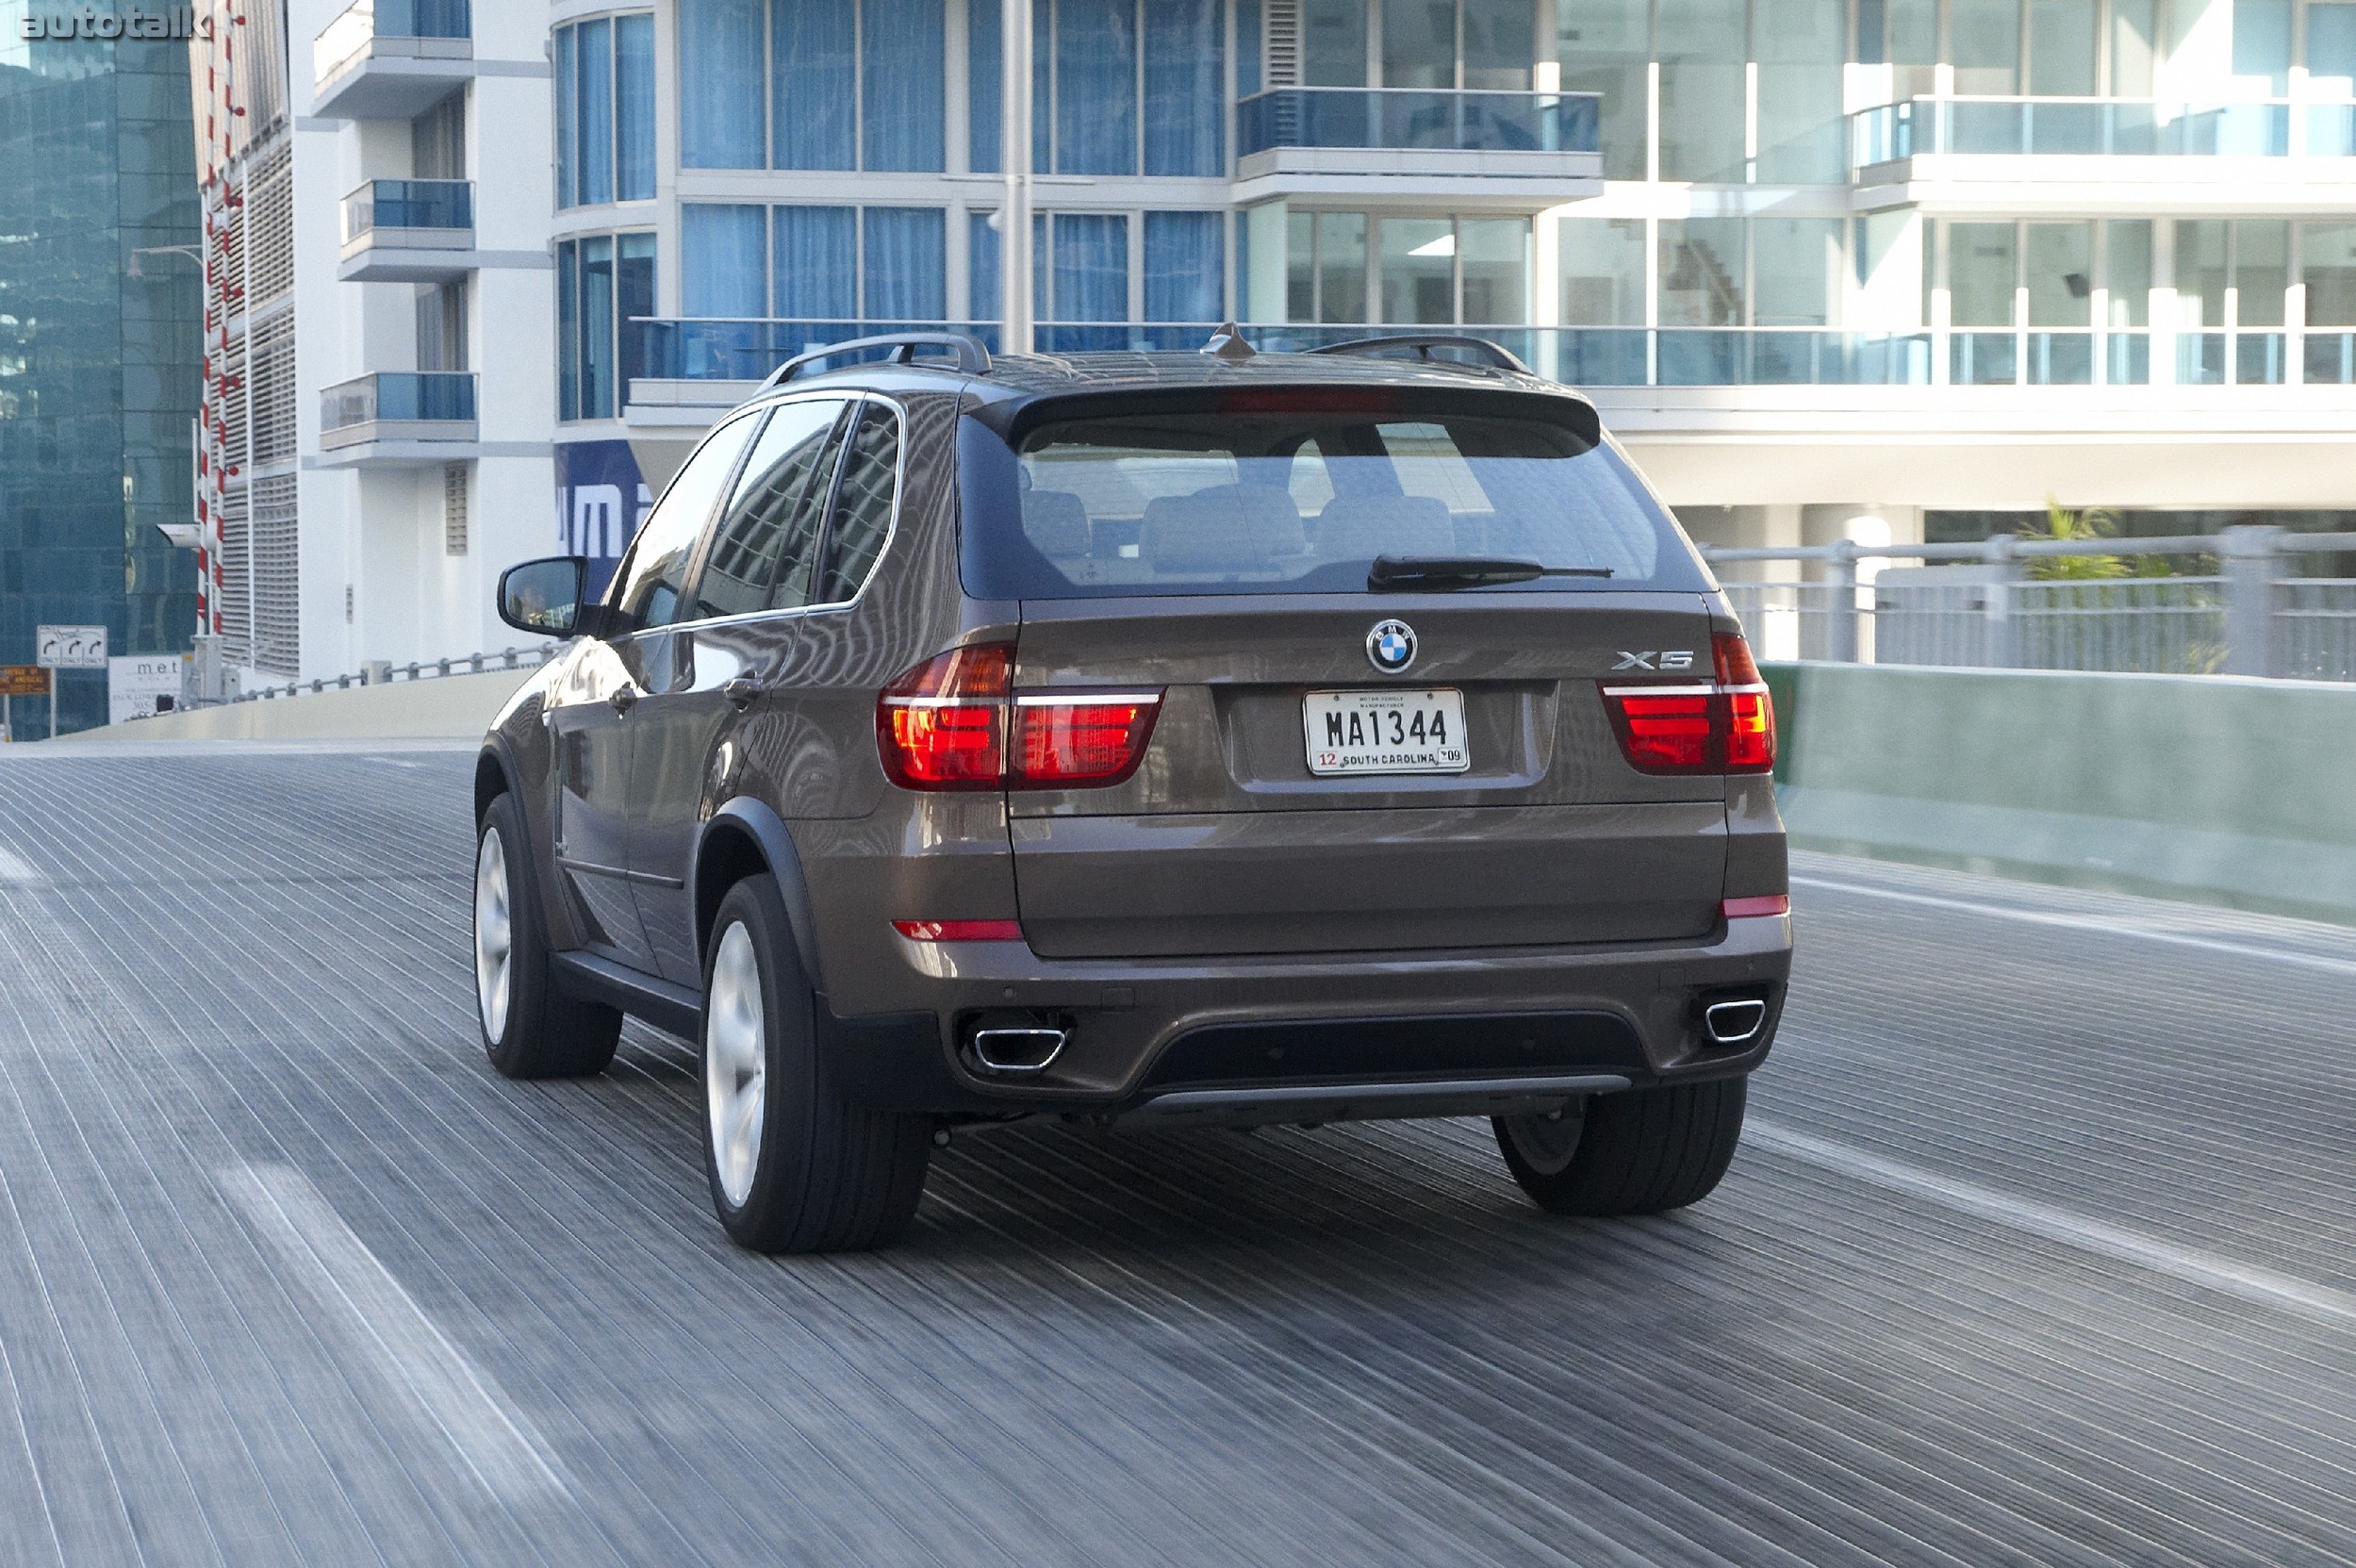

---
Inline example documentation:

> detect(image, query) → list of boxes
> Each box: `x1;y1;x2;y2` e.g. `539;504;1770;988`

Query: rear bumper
818;911;1792;1123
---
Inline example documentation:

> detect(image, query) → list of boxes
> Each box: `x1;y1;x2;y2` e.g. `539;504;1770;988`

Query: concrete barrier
64;668;539;745
1763;661;2356;923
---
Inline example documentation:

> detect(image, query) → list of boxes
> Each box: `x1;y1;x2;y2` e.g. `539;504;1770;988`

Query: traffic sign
0;666;48;698
36;625;108;669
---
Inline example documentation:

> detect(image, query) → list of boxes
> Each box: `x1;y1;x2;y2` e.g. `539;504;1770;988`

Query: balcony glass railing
1236;89;1600;157
321;371;477;433
1851;96;2319;163
341;179;474;242
315;0;471;85
619;321;2356;395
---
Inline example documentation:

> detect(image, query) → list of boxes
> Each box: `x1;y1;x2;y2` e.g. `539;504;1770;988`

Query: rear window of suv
959;391;1708;599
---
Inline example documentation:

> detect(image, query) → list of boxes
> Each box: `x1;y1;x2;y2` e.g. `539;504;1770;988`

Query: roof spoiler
761;331;993;391
1307;334;1532;375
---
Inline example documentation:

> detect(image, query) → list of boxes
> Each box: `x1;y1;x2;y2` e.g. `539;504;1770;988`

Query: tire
1492;1078;1747;1217
474;793;621;1079
700;874;931;1253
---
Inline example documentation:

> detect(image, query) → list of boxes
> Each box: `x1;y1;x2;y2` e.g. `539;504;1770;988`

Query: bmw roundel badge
1366;619;1418;674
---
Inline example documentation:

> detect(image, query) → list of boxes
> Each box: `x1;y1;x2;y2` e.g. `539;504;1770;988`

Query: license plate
1303;688;1469;776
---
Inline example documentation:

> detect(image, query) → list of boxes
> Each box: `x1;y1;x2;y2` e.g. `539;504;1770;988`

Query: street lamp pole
1001;0;1033;355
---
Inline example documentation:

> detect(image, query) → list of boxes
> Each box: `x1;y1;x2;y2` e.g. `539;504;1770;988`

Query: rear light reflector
1722;895;1790;919
878;644;1164;792
1599;632;1777;776
894;919;1026;942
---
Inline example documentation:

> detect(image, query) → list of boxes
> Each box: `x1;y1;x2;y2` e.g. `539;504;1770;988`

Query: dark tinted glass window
613;408;760;627
817;404;900;602
960;396;1704;599
691;398;846;619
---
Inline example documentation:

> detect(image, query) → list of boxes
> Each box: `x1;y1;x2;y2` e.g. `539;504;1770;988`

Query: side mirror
498;556;589;635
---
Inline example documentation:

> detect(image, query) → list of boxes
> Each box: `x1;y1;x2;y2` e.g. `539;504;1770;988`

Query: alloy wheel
706;921;767;1208
473;827;513;1041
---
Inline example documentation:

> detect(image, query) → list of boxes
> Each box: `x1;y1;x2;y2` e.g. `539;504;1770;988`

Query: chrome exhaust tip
968;1026;1070;1074
1703;999;1769;1047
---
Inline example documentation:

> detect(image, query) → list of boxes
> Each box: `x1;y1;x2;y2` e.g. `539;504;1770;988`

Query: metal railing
622;319;2356;393
340;178;473;241
320;371;478;433
1236;88;1601;157
1705;526;2356;682
314;0;471;84
233;642;562;705
1847;95;2356;164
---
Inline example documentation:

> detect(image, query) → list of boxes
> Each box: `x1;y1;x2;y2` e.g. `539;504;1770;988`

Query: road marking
1789;876;2356;979
0;845;44;887
1748;1119;2356;1331
219;1164;570;1503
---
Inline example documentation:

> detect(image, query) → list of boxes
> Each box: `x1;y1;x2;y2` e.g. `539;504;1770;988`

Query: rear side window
817;404;898;603
690;398;846;619
960;396;1705;599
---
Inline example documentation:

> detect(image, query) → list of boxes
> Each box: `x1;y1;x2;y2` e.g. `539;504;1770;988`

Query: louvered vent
250;474;301;677
248;313;298;466
443;464;470;556
1264;0;1300;86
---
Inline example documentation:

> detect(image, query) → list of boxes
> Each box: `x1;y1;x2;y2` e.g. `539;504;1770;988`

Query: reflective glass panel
2024;222;2093;327
1381;218;1457;324
1459;218;1529;323
1558;217;1645;325
1948;222;2018;328
2234;219;2289;327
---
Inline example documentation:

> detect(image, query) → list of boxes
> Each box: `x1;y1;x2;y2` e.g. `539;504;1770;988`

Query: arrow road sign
36;625;108;669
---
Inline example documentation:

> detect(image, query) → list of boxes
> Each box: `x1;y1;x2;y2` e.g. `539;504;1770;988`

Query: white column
1001;0;1035;353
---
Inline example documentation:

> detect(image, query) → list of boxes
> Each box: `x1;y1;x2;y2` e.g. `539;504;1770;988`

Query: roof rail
761;331;993;391
1307;334;1532;375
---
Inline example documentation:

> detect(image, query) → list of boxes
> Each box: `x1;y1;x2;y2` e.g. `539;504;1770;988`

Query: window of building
556;13;654;207
967;0;1225;177
1287;212;1527;326
683;203;949;329
1755;0;1844;184
1656;0;1744;182
1558;217;1646;324
680;0;947;173
2304;223;2356;326
1658;218;1744;326
1557;0;1648;180
558;232;655;421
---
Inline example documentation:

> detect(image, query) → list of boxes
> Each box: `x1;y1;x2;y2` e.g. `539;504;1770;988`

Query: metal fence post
1983;535;2024;668
2218;524;2287;678
1826;543;1860;663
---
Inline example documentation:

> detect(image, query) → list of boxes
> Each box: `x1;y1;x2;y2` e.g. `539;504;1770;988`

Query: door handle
723;678;763;711
608;684;639;715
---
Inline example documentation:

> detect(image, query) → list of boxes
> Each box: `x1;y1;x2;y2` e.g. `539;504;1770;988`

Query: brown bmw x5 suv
472;332;1791;1253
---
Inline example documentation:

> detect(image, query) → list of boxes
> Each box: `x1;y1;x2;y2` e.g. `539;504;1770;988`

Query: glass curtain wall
1285;213;1528;325
558;233;656;421
967;0;1225;176
555;14;654;206
678;0;947;172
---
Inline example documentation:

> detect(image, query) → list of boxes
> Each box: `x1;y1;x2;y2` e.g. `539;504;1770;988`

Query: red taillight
1599;632;1776;776
878;644;1162;792
893;919;1026;942
1721;895;1790;919
1012;694;1162;786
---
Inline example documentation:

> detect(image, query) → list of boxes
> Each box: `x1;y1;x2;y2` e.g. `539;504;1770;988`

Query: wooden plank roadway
0;740;2349;1566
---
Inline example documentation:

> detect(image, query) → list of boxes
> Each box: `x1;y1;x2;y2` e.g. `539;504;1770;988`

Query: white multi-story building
232;0;2356;682
205;0;555;685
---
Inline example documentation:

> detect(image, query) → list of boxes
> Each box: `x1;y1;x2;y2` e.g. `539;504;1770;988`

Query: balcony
318;372;478;467
1233;88;1602;206
338;180;474;283
312;0;472;120
1851;95;2356;213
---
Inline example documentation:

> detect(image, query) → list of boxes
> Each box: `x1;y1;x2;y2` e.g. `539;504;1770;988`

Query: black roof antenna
1200;322;1256;362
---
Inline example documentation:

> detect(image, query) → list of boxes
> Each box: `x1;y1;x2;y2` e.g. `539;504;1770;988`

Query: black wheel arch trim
690;798;823;987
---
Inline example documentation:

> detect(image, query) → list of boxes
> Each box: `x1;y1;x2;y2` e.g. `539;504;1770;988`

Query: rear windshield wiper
1367;554;1615;591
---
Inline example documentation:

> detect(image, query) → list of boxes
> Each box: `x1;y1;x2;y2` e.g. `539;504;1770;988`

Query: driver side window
611;408;761;630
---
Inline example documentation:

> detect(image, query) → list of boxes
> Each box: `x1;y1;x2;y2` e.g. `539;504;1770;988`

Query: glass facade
679;0;948;173
0;13;200;732
558;232;654;421
556;12;655;208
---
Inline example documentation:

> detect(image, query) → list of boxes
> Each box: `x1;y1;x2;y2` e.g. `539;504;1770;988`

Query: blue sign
554;439;651;602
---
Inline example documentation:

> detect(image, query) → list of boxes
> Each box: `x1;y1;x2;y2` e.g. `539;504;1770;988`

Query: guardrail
1235;87;1600;157
1705;525;2356;682
230;642;560;705
1850;94;2356;164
